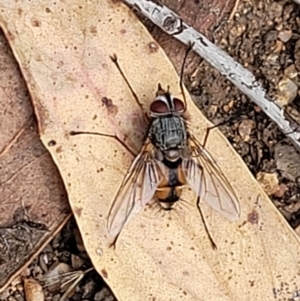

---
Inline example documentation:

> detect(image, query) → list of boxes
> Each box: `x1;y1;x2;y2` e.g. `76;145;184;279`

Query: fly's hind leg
110;54;150;124
196;196;217;249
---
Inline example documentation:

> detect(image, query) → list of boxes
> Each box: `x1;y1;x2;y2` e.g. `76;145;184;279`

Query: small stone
13;292;24;301
294;40;300;70
284;64;298;79
223;104;230;113
276;77;298;106
238;119;255;142
16;283;24;292
0;289;11;300
23;278;44;301
273;183;288;198
71;254;84;270
208;105;218;116
11;277;22;287
82;279;97;299
94;287;115;301
272;40;283;54
20;268;31;278
278;30;292;43
254;105;261;112
256;172;280;196
275;143;300;181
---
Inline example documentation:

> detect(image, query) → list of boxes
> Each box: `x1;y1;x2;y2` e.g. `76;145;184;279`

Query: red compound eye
150;100;169;113
173;98;185;112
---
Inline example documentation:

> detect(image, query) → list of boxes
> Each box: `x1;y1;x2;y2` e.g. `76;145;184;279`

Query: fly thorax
149;116;187;155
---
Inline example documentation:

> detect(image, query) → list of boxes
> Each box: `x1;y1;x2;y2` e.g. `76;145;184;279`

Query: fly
70;44;240;248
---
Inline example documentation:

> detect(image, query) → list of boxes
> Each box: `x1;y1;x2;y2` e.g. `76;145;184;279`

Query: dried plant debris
0;221;47;283
0;219;116;301
212;0;300;101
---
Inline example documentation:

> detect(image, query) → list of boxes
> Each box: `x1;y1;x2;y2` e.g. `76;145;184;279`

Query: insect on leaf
2;0;300;300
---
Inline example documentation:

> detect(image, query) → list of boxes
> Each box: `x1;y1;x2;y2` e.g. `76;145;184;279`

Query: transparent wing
182;133;240;220
107;141;164;238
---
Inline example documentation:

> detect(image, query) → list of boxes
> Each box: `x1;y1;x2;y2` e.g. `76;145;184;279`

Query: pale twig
229;0;240;20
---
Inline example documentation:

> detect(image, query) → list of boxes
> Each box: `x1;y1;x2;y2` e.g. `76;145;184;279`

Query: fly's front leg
202;124;221;148
110;54;150;125
186;120;230;149
179;42;195;112
69;131;137;157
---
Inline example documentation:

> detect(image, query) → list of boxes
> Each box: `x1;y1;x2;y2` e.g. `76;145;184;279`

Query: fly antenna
180;42;195;112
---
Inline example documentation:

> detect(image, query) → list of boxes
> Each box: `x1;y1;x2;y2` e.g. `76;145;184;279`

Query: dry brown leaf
0;31;70;291
1;1;300;301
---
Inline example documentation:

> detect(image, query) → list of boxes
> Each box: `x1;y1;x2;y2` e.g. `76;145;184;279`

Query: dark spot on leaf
101;97;118;116
102;97;113;108
247;210;259;224
74;207;82;217
48;140;56;146
56;146;62;153
31;18;41;27
90;26;97;34
101;268;108;278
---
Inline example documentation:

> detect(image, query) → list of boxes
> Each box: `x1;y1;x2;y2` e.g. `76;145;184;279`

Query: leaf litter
0;0;300;300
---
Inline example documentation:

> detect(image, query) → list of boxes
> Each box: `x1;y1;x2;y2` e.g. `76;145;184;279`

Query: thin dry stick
229;0;240;20
60;268;93;301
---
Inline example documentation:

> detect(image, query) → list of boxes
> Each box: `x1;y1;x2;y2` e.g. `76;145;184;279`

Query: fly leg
110;54;150;124
70;131;136;157
179;42;195;112
201;115;239;148
202;123;223;148
196;196;217;249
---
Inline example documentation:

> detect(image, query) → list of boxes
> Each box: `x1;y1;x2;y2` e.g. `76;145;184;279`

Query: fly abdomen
155;167;183;210
159;188;181;210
